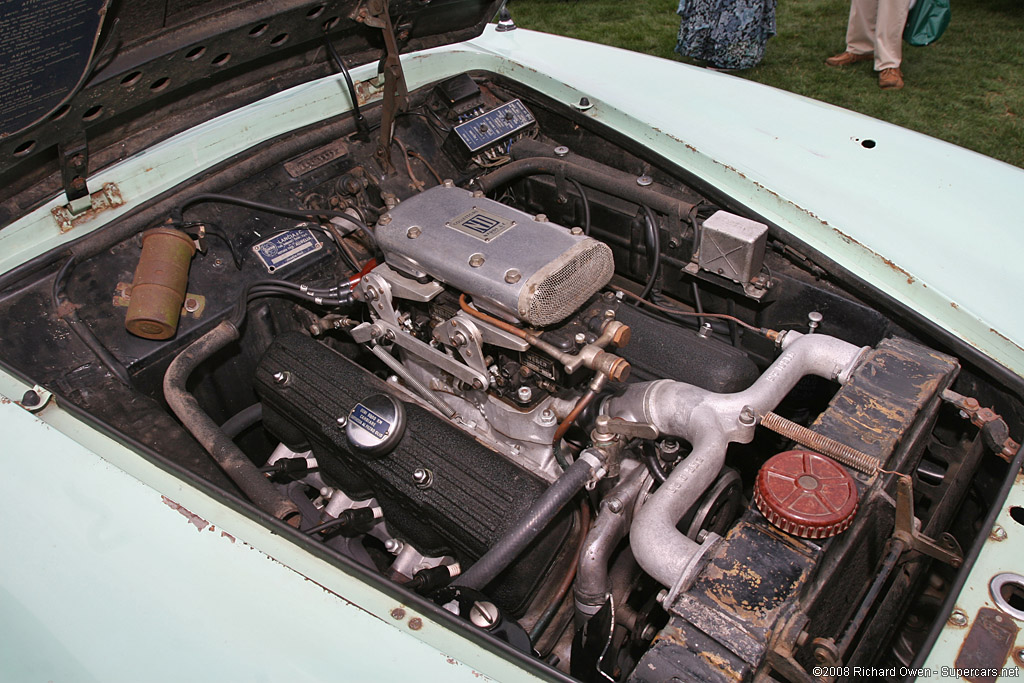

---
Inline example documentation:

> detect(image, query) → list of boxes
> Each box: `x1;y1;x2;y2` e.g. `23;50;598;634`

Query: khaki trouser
846;0;912;70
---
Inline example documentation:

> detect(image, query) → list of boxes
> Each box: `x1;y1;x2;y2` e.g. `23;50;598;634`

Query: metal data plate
251;228;322;273
453;99;535;153
446;206;517;243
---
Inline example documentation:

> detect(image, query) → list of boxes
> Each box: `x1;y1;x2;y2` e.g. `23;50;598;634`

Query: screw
184;297;199;312
697;322;713;338
468;253;485;268
336;415;348;428
948;609;968;627
636;175;653;187
991;525;1007;541
739;405;756;426
517;386;533;402
574;332;587;346
660;439;680;455
412;468;433;488
554;145;570;157
273;371;290;385
606;498;623;514
469;601;500;630
604;309;615;319
504;268;522;284
407;226;421;239
808;311;823;334
384;538;404;554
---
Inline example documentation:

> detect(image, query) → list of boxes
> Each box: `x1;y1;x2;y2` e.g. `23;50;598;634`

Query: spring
760;411;880;475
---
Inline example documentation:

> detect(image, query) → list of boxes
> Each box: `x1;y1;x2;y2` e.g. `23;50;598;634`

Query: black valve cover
255;331;574;615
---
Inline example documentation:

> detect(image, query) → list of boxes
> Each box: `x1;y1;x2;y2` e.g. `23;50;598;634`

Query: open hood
0;0;502;220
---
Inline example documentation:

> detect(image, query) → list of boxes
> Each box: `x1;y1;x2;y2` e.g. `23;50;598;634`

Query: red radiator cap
754;450;859;539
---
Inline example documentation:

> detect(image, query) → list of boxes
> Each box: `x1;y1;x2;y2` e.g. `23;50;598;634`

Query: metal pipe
606;331;868;597
575;463;648;620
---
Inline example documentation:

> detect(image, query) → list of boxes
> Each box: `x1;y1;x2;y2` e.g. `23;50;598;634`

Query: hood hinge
358;0;408;174
59;134;92;214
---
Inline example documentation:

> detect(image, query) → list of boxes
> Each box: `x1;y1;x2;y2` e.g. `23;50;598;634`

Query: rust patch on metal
0;396;10;404
51;183;124;233
390;607;406;620
988;326;1024;355
220;531;235;543
408;617;422;630
955;607;1018;682
161;496;209;531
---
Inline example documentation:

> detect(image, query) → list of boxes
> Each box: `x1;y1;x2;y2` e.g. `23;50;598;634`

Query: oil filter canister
125;227;196;339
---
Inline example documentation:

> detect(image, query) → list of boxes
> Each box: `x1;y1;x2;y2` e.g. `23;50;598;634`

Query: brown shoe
825;51;873;67
879;68;904;90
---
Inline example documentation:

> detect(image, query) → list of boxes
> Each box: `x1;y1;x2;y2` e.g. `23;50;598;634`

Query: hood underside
0;0;501;221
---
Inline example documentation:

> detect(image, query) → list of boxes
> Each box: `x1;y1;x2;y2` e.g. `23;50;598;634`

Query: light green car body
1;26;1021;681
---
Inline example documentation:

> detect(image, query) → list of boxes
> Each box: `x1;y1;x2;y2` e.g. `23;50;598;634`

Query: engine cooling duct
605;330;869;603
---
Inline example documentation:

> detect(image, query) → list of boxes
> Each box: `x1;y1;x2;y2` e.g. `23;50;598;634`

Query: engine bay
2;71;1021;681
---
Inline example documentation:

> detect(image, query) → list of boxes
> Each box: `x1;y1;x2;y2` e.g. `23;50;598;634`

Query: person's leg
873;0;913;69
846;0;877;55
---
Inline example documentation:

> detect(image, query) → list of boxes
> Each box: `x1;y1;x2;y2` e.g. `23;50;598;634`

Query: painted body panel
0;25;1021;681
0;373;540;682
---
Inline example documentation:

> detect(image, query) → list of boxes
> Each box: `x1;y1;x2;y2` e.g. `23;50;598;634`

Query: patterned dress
674;0;777;70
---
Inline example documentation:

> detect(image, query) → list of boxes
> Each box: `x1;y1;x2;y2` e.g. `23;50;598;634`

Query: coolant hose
456;456;598;591
163;321;299;522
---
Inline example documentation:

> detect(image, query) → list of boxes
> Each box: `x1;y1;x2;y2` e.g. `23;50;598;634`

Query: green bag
904;0;951;46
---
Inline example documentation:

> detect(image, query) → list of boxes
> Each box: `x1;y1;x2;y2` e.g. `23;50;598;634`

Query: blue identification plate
345;394;405;456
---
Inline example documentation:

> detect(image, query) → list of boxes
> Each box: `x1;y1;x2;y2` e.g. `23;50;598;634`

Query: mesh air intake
520;240;615;326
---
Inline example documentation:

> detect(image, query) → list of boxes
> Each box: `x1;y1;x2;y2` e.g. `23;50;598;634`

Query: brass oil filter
125;227;196;339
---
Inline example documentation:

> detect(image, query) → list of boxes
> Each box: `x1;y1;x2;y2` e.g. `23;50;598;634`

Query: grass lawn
505;0;1024;168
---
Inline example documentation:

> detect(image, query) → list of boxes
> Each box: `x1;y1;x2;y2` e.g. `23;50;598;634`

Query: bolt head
517;386;533;403
413;468;428;483
443;179;455;188
570;226;584;235
504;268;522;284
738;405;756;425
468;253;485;268
336;415;348;428
640;624;658;641
606;498;623;514
469;601;500;629
407;226;422;239
991;525;1008;541
379;214;392;225
553;145;570;157
273;371;290;385
534;213;548;222
636;175;653;187
948;609;968;626
574;332;587;346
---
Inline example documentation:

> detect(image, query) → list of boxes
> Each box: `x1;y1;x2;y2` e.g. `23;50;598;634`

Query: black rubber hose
455;457;596;591
163;321;299;522
639;205;660;301
641;441;668;484
472;156;697;222
220;403;263;440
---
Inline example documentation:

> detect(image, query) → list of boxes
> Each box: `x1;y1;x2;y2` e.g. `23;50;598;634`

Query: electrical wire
408;149;444;185
325;37;369;136
611;285;766;334
639;205;660;301
172;193;376;253
568;177;591;235
691;280;706;328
